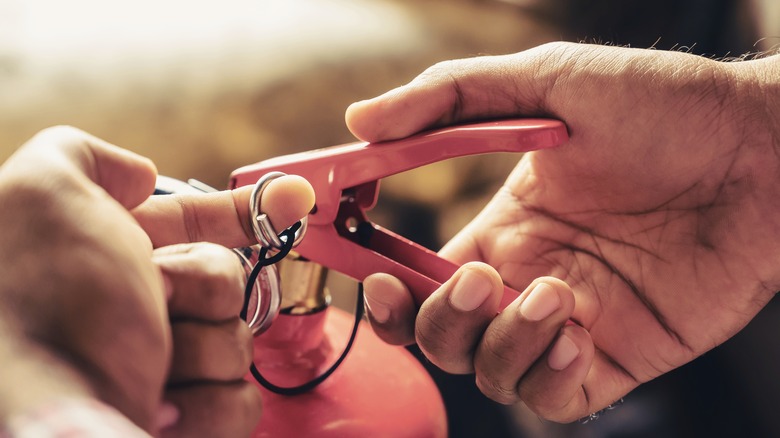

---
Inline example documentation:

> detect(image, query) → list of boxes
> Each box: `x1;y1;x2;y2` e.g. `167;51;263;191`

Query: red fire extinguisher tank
250;307;447;437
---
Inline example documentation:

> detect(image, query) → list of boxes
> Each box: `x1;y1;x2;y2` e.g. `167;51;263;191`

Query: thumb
345;42;571;142
134;175;315;248
9;126;157;209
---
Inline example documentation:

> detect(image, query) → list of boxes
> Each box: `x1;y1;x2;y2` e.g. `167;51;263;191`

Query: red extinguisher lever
230;119;568;308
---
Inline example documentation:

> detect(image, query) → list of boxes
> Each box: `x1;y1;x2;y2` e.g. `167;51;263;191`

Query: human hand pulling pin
347;42;780;422
0;126;314;437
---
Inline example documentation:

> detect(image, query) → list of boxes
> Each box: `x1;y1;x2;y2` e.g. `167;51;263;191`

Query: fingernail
449;269;492;311
548;334;580;371
156;401;180;430
364;294;391;324
519;283;561;321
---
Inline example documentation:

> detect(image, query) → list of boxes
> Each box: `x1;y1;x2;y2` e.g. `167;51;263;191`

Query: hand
346;42;780;421
135;170;313;437
0;126;314;435
145;242;255;437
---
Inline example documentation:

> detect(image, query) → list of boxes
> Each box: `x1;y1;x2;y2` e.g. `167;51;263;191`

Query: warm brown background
2;1;778;437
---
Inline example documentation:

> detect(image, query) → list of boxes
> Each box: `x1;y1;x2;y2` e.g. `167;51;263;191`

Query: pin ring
249;172;308;249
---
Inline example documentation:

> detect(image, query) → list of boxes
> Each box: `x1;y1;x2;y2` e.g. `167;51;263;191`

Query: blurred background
1;0;779;436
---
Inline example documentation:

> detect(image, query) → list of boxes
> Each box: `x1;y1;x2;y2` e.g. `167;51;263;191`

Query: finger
160;382;262;438
168;318;252;384
6;125;157;209
361;222;486;346
345;43;571;142
363;273;417;345
438;227;482;265
518;324;597;423
153;243;245;321
134;174;315;248
474;277;575;404
415;262;504;374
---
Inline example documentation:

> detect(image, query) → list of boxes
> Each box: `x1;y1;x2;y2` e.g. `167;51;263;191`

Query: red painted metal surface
250;307;447;437
230;119;568;309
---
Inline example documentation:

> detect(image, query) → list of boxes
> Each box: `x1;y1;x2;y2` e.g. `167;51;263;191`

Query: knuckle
230;319;254;373
518;385;583;423
7;127;91;192
165;383;260;437
197;383;262;437
191;244;246;310
215;332;248;381
190;279;225;314
235;382;263;436
475;374;519;405
171;319;252;381
518;384;546;410
30;126;92;163
33;125;83;143
178;196;203;243
479;325;522;368
537;40;575;54
414;312;449;355
415;313;472;374
158;243;248;320
418;59;460;81
1;173;55;202
415;59;470;99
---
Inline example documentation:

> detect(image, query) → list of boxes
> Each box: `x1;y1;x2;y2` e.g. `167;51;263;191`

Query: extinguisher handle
230;119;569;308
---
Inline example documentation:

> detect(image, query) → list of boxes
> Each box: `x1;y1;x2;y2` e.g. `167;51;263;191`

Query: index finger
133;175;314;248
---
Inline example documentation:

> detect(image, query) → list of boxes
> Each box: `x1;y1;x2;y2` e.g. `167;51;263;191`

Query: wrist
725;54;780;291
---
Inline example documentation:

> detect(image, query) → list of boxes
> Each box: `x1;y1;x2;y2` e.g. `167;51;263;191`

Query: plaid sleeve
1;397;152;438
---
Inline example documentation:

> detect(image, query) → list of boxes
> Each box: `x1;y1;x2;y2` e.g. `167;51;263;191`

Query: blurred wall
0;0;554;187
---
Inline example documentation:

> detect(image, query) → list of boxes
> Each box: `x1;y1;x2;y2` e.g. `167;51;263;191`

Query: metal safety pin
249;171;308;250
